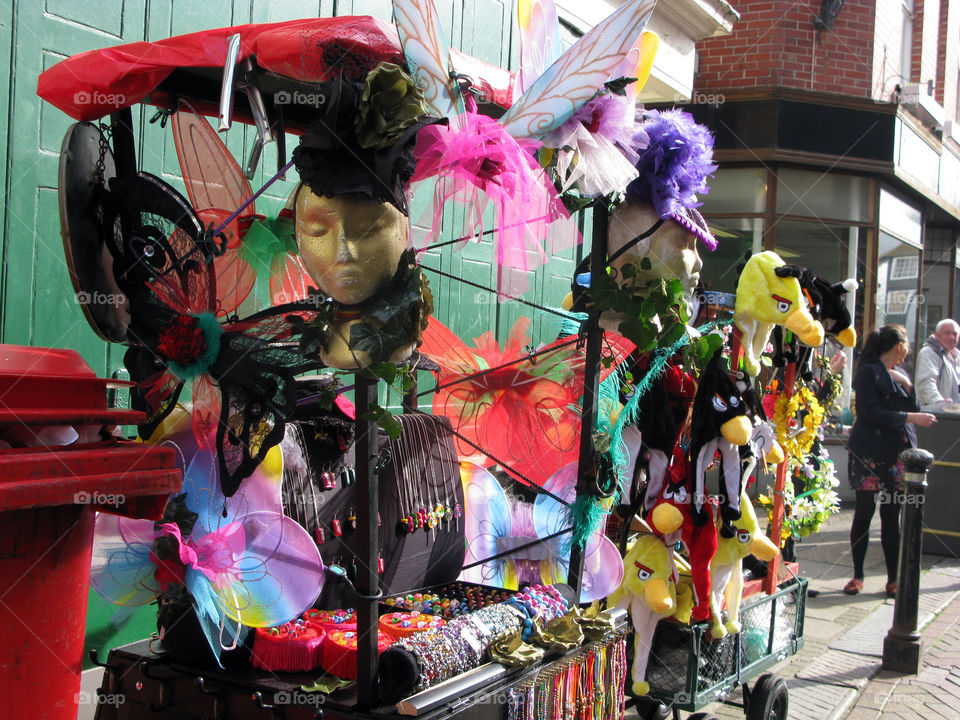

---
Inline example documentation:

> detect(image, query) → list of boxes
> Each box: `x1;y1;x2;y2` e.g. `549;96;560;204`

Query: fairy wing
89;514;164;607
393;0;465;124
618;30;659;101
460;462;514;587
171;100;256;313
196;510;325;628
516;0;561;98
179;443;285;537
499;0;657;139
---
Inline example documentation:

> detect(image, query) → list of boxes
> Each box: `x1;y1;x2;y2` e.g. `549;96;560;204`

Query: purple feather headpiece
624;109;718;249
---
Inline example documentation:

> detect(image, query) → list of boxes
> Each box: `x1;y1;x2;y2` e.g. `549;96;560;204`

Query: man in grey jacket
915;319;960;410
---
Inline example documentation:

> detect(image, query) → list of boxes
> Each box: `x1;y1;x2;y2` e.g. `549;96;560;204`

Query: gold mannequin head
295;187;408;306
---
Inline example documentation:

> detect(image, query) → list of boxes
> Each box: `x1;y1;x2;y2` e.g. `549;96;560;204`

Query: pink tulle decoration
542;93;644;198
412;110;571;298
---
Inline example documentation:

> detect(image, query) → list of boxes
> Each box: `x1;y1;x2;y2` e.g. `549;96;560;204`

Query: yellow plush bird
708;491;779;637
609;534;677;696
734;252;825;377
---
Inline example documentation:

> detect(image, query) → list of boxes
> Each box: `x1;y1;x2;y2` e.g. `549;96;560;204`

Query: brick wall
695;0;877;96
937;0;960;120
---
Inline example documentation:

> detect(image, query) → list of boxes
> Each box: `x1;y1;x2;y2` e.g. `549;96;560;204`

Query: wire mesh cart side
642;577;807;720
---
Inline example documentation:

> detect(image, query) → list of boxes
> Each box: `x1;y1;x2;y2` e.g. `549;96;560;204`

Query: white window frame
890;255;918;280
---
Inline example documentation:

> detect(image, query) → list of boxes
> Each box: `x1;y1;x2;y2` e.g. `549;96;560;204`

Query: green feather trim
565;494;609;551
167;312;223;381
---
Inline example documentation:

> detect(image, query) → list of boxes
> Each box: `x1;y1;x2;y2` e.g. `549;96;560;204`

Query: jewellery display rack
89;608;629;720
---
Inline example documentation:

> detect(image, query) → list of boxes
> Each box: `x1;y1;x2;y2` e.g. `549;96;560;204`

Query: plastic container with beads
250;620;326;672
321;630;394;680
379;611;445;640
303;607;357;634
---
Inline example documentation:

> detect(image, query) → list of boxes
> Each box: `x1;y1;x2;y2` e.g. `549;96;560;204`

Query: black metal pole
567;205;608;596
354;375;380;709
882;447;934;674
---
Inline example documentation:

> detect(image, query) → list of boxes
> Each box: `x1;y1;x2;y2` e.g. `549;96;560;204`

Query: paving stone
783;678;858;720
828;603;893;657
794;648;879;688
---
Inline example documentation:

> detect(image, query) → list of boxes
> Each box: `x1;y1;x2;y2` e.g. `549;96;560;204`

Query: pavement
626;505;960;720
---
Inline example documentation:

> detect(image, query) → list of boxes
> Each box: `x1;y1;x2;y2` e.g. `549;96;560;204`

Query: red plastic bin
0;345;181;720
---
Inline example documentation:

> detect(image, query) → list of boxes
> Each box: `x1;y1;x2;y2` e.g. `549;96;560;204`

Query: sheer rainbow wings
532;463;624;602
393;0;466;125
516;0;561;98
499;0;657;139
90;514;165;607
91;441;323;624
618;31;660;101
460;462;514;587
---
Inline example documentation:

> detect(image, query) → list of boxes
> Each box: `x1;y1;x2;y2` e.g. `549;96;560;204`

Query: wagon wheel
632;695;671;720
745;673;789;720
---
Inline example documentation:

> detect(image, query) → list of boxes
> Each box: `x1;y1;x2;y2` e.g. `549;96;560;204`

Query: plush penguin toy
646;444;718;625
772;268;857;379
636;361;697;512
688;351;753;526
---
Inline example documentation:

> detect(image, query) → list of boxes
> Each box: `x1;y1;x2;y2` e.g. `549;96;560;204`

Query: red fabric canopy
37;17;405;121
37;16;515;122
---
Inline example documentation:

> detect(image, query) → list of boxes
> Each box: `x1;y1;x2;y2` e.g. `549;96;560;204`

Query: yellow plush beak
784;309;825;347
721;416;753;446
750;534;780;562
836;326;857;347
651;503;684;535
644;577;674;615
765;444;785;466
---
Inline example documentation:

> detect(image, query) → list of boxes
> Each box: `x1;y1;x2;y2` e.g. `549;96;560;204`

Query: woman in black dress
845;324;936;596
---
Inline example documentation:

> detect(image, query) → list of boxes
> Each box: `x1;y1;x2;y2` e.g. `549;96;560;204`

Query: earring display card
282;410;465;609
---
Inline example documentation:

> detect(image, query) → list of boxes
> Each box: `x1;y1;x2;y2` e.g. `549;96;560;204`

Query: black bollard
882;447;935;674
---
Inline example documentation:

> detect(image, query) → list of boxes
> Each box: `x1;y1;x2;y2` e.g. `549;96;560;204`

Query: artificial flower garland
773;385;825;462
759;427;840;540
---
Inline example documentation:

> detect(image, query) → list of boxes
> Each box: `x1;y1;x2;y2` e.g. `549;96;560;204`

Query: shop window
699;216;761;294
775;169;874;223
877;231;921;349
772;218;852;285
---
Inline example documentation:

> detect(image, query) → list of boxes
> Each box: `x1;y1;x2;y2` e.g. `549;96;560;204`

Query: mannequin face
295;188;407;305
608;201;703;301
